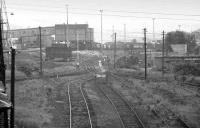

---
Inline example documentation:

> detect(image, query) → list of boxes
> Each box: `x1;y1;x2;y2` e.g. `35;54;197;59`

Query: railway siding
97;83;145;128
68;82;93;128
110;71;196;128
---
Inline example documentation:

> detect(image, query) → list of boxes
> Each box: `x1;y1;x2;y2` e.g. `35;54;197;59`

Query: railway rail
67;83;93;128
96;82;146;128
5;69;88;83
110;72;192;128
64;75;95;128
6;59;98;83
151;104;192;128
180;82;200;97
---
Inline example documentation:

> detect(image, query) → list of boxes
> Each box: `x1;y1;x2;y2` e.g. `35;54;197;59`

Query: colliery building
9;26;54;49
55;24;93;43
9;24;94;50
55;24;94;50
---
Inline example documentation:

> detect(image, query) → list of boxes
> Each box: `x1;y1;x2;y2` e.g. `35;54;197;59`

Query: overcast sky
6;0;200;42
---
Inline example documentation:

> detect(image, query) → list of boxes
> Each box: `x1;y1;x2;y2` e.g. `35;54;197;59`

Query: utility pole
0;8;6;93
64;23;66;44
112;25;114;42
76;31;79;64
152;18;155;42
162;31;165;78
124;24;126;43
66;4;69;24
114;33;116;69
178;25;181;31
66;4;69;44
10;47;15;128
90;29;92;50
144;28;147;80
85;28;87;50
124;24;126;55
100;9;103;52
39;27;43;76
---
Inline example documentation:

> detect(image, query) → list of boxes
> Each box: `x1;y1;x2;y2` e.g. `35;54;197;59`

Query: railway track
7;61;97;83
6;69;89;83
152;104;192;128
67;82;93;128
96;83;146;128
111;72;192;128
182;82;200;91
49;74;95;128
111;71;145;80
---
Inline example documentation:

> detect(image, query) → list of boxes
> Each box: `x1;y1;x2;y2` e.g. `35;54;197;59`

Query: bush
17;64;39;77
16;119;39;128
173;63;200;76
116;56;139;68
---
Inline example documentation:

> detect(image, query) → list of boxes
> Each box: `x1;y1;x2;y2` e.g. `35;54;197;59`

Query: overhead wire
8;3;200;17
7;4;200;22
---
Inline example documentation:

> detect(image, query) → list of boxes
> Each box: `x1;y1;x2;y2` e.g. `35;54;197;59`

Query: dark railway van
46;44;72;61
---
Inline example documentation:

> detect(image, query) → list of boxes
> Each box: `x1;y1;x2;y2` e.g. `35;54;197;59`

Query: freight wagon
45;44;72;61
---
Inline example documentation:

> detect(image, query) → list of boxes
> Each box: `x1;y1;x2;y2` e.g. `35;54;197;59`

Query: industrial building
9;24;94;50
9;27;54;49
55;24;93;43
55;24;94;50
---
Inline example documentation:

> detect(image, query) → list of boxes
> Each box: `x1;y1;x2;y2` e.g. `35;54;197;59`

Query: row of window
10;28;54;37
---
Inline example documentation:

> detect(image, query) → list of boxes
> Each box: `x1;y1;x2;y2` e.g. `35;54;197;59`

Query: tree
165;31;196;54
132;39;137;43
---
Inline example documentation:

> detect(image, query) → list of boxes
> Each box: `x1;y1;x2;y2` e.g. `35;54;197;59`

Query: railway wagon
46;44;72;61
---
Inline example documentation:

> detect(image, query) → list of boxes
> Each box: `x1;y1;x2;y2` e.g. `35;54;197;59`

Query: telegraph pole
10;47;15;128
76;31;79;64
100;9;103;52
152;18;155;42
144;28;147;80
162;31;165;78
66;4;69;43
124;24;126;43
0;8;6;93
178;25;181;31
114;33;116;69
66;4;69;24
124;24;126;54
112;25;114;42
64;23;66;44
39;27;43;76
